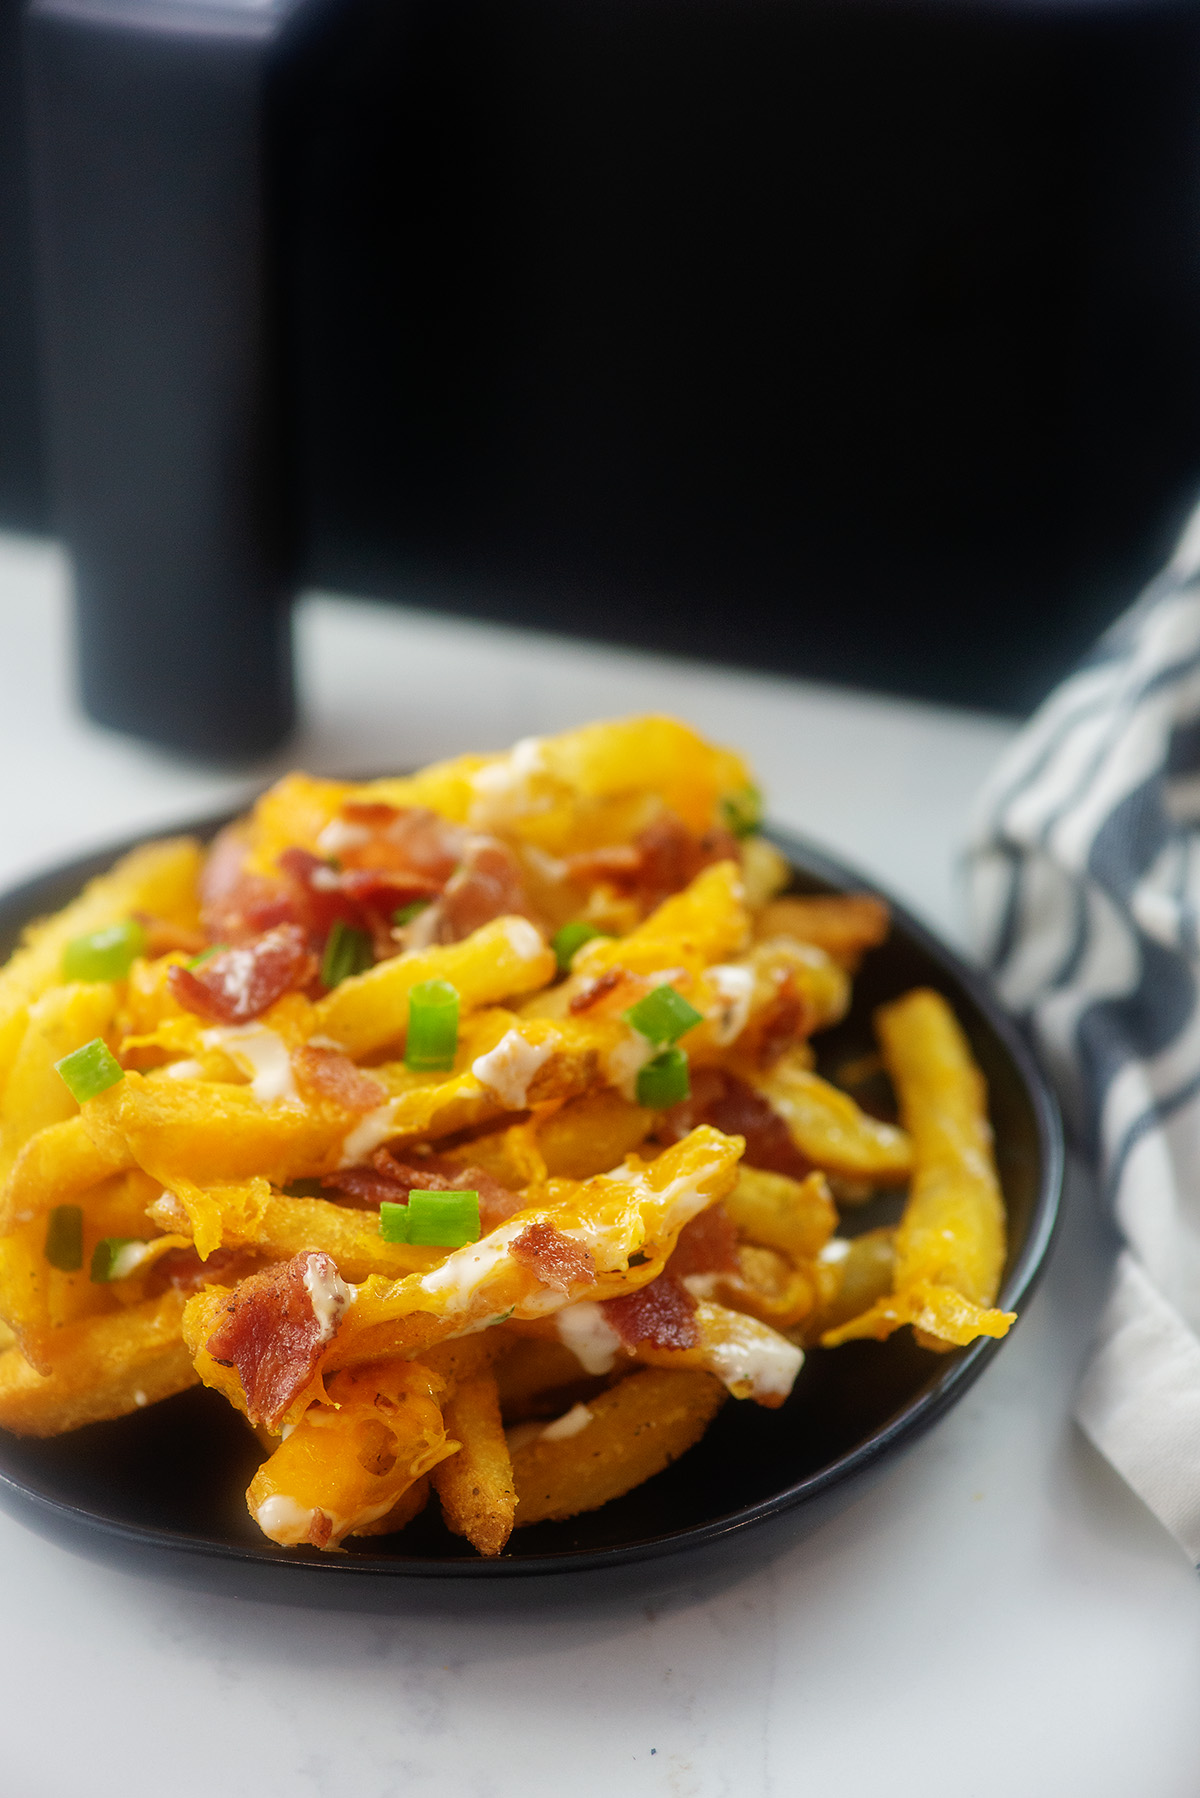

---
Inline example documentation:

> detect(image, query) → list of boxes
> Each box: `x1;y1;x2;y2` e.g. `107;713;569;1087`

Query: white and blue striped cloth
970;500;1200;1561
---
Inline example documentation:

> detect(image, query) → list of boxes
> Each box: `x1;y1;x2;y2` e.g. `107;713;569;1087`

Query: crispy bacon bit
292;1045;386;1114
753;972;809;1067
569;970;623;1014
567;811;741;917
307;1509;334;1549
425;838;533;945
205;1251;346;1428
199;824;299;944
335;804;465;882
144;1246;263;1297
322;1150;524;1231
657;1066;811;1180
278;847;442;956
603;1273;699;1350
168;924;317;1025
510;1221;596;1291
668;1203;739;1278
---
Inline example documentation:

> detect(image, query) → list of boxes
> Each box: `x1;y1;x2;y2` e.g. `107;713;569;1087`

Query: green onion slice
405;979;460;1071
321;920;374;989
45;1204;83;1272
624;983;703;1046
393;900;431;927
720;785;763;839
550;920;608;974
55;1038;125;1104
406;1189;480;1247
90;1237;149;1283
379;1201;410;1243
636;1047;691;1109
61;918;146;983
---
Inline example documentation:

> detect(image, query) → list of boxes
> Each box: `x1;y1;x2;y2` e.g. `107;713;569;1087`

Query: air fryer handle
23;0;307;761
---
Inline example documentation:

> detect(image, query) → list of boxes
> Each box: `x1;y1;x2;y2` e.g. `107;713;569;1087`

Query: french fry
153;1187;444;1284
430;1368;517;1556
755;1051;912;1184
0;837;202;1106
571;862;749;980
493;1335;606;1419
311;917;555;1061
511;1366;725;1524
0;1291;195;1435
822;989;1014;1351
634;1299;803;1406
753;893;890;970
0;1115;133;1235
351;1475;431;1538
537;1089;653;1180
723;1166;837;1262
805;1228;896;1341
0;983;120;1187
245;1358;456;1548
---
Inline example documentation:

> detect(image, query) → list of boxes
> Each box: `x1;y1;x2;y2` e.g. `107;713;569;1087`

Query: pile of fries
0;717;1015;1555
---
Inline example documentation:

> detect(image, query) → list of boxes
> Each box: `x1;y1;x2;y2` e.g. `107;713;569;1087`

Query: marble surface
1;533;1198;1797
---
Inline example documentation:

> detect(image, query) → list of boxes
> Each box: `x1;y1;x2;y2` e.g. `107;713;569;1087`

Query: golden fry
0;1292;195;1436
756;1051;912;1184
822;988;1014;1351
431;1369;517;1556
723;1167;837;1262
511;1367;725;1525
753;893;890;969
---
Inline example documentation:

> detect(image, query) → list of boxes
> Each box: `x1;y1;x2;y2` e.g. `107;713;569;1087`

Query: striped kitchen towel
969;499;1200;1561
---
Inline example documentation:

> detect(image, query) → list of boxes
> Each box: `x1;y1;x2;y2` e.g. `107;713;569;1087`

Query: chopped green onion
379;1201;410;1244
45;1204;83;1272
406;1189;480;1247
720;785;763;838
321;920;374;989
393;900;431;927
551;920;608;974
624;983;703;1046
55;1037;124;1104
90;1237;148;1282
636;1047;691;1109
405;979;460;1071
186;943;226;969
61;918;146;983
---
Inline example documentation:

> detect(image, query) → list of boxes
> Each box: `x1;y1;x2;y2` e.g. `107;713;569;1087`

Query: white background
1;533;1196;1798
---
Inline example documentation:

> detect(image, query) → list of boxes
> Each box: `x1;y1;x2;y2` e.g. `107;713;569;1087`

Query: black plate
0;817;1062;1604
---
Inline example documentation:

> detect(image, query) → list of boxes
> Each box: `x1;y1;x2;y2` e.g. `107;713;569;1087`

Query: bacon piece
603;1272;699;1350
335;803;465;882
428;838;532;944
200;824;300;944
668;1202;739;1278
657;1066;811;1180
292;1044;386;1113
510;1221;596;1292
144;1245;264;1297
566;811;740;916
278;847;441;953
307;1509;334;1549
753;972;808;1067
568;970;623;1015
204;1251;349;1428
168;924;317;1025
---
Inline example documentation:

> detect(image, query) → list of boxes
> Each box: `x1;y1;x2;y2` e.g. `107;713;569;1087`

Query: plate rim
0;811;1064;1582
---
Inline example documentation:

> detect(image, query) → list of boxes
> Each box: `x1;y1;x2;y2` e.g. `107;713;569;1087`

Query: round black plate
0;817;1062;1602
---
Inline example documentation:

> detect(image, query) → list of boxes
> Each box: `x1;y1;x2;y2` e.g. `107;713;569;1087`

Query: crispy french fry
0;838;202;1106
311;917;555;1061
511;1366;725;1524
633;1299;803;1406
0;1115;133;1237
723;1166;837;1262
822;989;1014;1351
755;1051;912;1184
246;1358;456;1548
430;1368;517;1556
0;1291;195;1435
351;1475;431;1538
571;862;749;980
753;893;890;970
537;1089;653;1180
152;1187;444;1284
0;983;120;1187
805;1228;896;1341
493;1335;606;1419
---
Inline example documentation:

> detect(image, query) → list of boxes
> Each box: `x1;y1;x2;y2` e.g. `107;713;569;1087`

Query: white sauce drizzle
417;1223;526;1312
133;1389;148;1408
703;1316;803;1402
166;1058;204;1081
338;1100;400;1167
201;1024;298;1104
818;1238;851;1264
253;1494;320;1545
471;1029;556;1108
556;1301;622;1374
540;1401;594;1441
603;1028;656;1102
706;963;755;1045
316;817;372;857
302;1254;352;1343
682;1272;721;1301
502;916;548;962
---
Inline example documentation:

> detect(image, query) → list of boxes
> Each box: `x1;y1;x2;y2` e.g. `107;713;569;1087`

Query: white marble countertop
1;532;1197;1798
